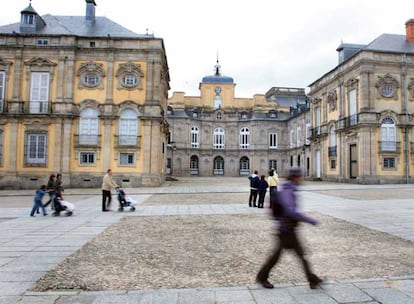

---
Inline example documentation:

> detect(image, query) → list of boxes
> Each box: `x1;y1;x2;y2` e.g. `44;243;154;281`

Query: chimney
406;19;414;43
85;0;96;26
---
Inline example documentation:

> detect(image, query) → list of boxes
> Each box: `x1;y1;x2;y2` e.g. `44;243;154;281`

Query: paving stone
250;288;297;304
323;284;373;303
139;290;179;304
17;295;59;304
177;289;214;304
0;296;20;304
92;294;143;304
55;295;97;304
393;280;414;297
0;282;33;296
0;271;45;282
353;281;389;289
291;293;337;304
215;289;254;302
364;287;414;304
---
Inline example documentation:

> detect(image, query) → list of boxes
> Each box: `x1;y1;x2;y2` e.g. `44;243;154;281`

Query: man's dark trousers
249;189;258;207
102;190;112;211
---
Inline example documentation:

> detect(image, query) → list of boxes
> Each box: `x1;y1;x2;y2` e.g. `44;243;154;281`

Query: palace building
0;0;170;188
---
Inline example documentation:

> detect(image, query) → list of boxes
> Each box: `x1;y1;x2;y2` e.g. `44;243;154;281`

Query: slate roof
0;14;151;38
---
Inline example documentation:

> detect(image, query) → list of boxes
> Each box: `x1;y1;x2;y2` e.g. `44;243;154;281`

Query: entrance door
350;144;358;178
315;150;321;178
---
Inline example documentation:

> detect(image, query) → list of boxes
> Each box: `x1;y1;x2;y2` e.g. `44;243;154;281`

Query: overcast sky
1;0;414;97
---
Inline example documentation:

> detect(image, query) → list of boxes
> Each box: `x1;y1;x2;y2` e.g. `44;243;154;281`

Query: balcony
28;101;50;114
336;114;359;130
379;141;400;153
74;134;101;148
115;135;141;148
328;146;337;157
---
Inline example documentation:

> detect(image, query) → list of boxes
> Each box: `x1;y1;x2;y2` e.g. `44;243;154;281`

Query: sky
1;0;414;97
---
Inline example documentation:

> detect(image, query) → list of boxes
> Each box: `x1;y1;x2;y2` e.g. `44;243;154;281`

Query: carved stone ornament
408;78;414;100
76;62;106;90
345;77;358;88
24;57;57;67
311;97;322;104
0;57;13;70
327;90;337;112
24;57;56;81
116;62;144;90
375;74;399;99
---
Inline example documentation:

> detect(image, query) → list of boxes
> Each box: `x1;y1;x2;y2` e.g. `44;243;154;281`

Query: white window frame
329;126;336;147
119;109;138;145
191;126;200;148
0;71;5;112
79;152;96;165
239;127;250;149
305;123;311;145
79;108;99;145
123;75;137;86
297;127;302;147
383;157;396;168
0;131;3;165
381;117;396;151
27;133;47;165
30;72;49;113
269;133;277;149
349;89;357;125
239;156;249;171
213;128;225;149
290;129;295;148
190;155;199;170
120;153;135;165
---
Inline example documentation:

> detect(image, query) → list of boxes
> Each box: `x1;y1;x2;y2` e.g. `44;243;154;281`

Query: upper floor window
305;123;311;145
239;127;250;149
329;126;336;147
77;62;105;90
116;62;144;90
83;74;100;87
240;112;248;119
119;109;138;145
214;95;222;109
26;133;47;165
0;131;3;165
290;129;295;148
30;72;49;113
79;108;99;145
381;117;396;151
36;39;49;46
0;72;4;112
22;14;34;25
191;126;200;148
213;128;225;149
296;127;302;146
269;133;277;149
216;112;222;120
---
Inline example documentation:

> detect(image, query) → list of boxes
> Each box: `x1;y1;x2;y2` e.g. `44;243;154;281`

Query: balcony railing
74;134;101;147
379;141;399;153
28;101;50;114
328;146;337;157
336;114;359;130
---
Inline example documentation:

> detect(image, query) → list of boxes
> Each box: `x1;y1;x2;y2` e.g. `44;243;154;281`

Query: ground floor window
383;157;395;168
269;159;277;171
26;133;47;165
239;156;249;176
190;155;199;175
213;156;224;175
120;153;135;165
330;159;336;169
80;152;95;165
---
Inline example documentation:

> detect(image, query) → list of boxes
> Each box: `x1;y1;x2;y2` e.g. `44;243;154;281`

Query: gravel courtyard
33;212;414;291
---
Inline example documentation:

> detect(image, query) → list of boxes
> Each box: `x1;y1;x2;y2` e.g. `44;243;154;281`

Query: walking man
101;169;119;212
248;170;260;207
256;167;323;289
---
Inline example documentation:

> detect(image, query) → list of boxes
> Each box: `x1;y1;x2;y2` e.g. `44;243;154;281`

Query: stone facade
0;1;169;189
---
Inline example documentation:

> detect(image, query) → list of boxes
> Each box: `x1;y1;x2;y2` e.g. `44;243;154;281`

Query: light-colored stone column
7;120;18;173
105;52;114;104
102;118;113;171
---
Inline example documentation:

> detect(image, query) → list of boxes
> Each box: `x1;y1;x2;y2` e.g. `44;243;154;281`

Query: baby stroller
52;194;75;216
116;188;137;212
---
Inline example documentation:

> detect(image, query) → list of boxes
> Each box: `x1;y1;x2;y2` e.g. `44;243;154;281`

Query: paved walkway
0;177;414;303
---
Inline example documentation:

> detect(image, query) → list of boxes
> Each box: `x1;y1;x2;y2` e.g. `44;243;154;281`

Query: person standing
43;174;56;209
248;170;260;207
267;168;279;206
101;169;119;212
53;173;64;196
30;185;48;217
257;175;269;208
256;167;323;289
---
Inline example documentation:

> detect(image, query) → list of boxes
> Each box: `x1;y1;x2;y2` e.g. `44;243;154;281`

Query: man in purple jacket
256;167;323;289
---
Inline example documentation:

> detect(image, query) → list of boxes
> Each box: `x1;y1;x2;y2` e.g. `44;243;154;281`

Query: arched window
213;156;224;175
79;108;99;145
190;155;199;174
381;117;396;151
239;127;250;149
213;128;225;149
191;126;200;148
239;156;249;175
119;109;138;145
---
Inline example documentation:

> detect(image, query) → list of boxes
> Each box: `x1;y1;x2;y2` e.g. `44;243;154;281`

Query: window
37;39;49;46
290;129;294;148
331;159;336;169
30;72;49;113
240;112;248;119
315;107;321;134
83;74;100;87
79;108;99;145
297;127;302;146
0;131;3;165
305;123;311;145
22;14;34;25
27;133;47;165
213;128;225;149
239;127;250;149
383;157;395;168
80;152;95;165
269;133;277;149
329;126;336;147
239;156;249;173
120;153;135;165
381;117;396;151
214;95;222;109
213;156;224;175
191;126;200;148
123;75;137;86
0;72;4;112
269;160;277;171
380;85;394;98
89;41;96;48
216;112;222;120
349;89;357;125
190;155;199;173
119;109;138;145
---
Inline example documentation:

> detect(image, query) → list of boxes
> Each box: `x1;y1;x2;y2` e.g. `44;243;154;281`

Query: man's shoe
256;276;274;289
309;275;323;289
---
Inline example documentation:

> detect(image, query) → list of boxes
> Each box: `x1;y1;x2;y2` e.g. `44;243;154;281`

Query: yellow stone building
0;1;170;188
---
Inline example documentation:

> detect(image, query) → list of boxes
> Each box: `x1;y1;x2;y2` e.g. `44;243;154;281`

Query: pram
116;188;137;212
52;194;75;216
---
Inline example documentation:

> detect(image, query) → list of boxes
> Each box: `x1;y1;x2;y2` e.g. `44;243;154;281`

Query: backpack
269;188;283;219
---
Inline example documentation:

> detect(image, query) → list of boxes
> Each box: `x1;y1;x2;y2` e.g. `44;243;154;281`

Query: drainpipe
402;53;409;183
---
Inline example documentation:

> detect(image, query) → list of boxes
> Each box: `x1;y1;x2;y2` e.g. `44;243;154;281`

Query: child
30;185;48;217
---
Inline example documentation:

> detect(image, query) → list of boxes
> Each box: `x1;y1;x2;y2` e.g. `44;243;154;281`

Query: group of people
249;167;324;290
248;168;279;208
30;173;74;217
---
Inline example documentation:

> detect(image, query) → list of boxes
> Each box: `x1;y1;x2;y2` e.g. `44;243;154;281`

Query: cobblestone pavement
0;177;414;303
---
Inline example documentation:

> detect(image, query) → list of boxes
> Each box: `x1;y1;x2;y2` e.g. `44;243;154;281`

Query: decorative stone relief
375;74;399;100
24;57;56;80
116;62;144;90
345;77;359;88
76;62;105;90
327;90;337;112
0;57;12;70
